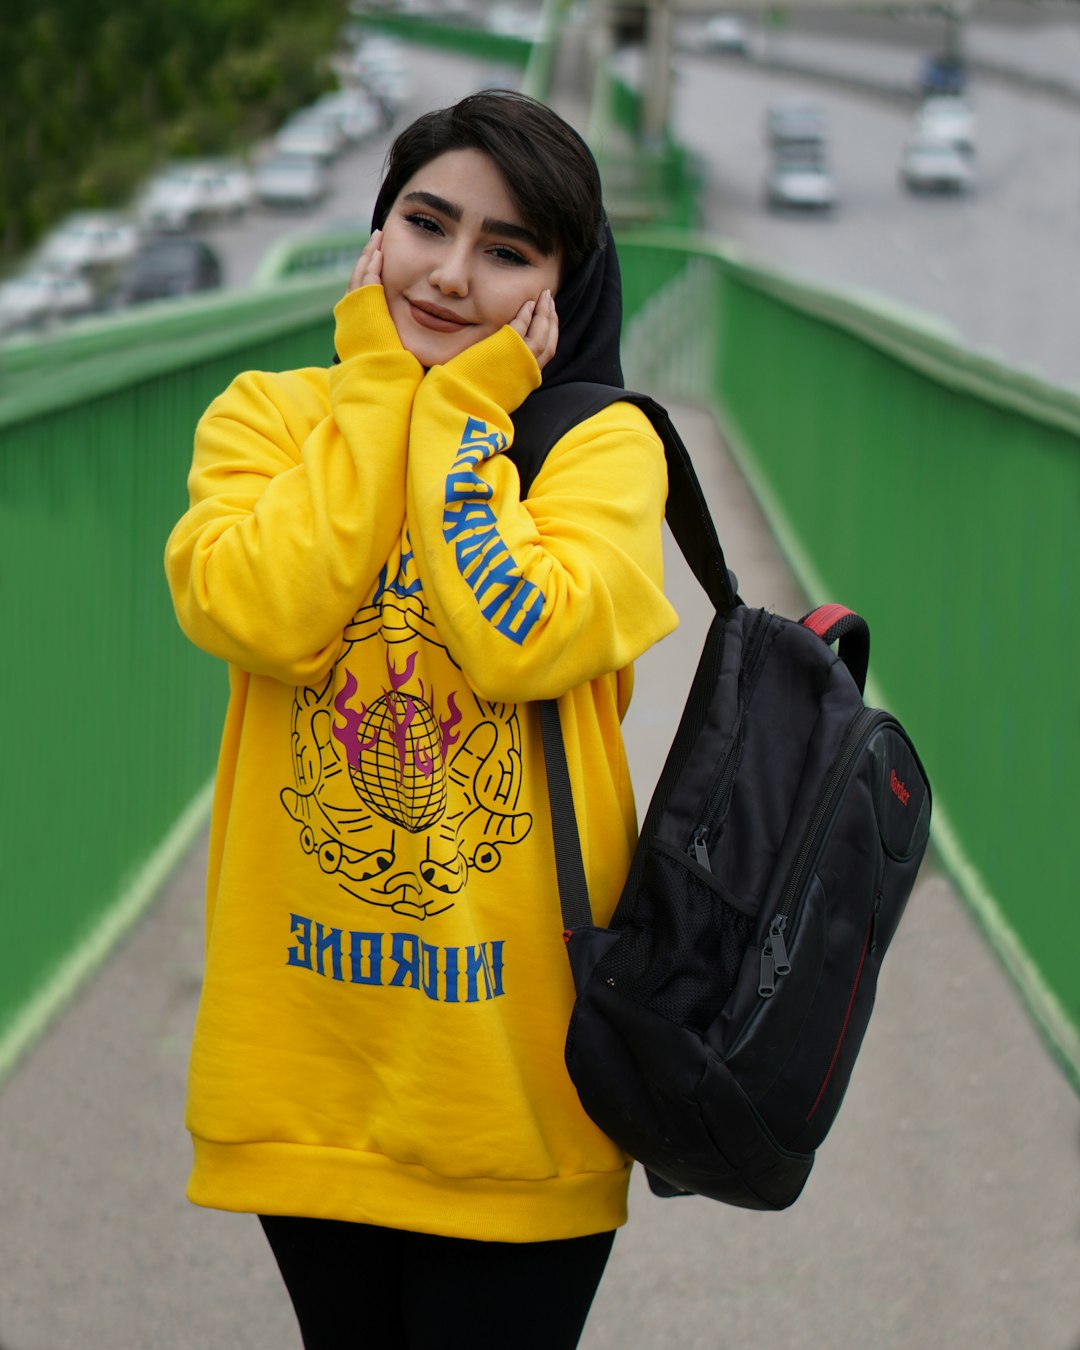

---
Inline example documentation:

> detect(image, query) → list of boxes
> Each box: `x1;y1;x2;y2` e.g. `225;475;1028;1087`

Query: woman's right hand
510;288;559;371
346;229;383;295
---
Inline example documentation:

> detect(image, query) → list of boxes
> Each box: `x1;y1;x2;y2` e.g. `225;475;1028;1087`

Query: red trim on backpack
802;604;855;638
805;922;872;1122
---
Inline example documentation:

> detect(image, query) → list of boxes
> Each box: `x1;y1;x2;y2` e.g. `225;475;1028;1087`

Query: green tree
1;0;346;263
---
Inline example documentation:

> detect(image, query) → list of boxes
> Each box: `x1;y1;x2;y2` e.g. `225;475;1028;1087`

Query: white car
914;97;977;155
137;161;253;232
253;154;331;209
38;212;139;276
765;98;829;155
704;14;750;55
274;112;347;163
900;134;975;193
765;156;837;212
346;39;413;108
311;89;382;144
0;269;97;334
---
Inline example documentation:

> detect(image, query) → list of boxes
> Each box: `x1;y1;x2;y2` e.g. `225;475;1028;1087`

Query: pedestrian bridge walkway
0;402;1076;1350
2;23;1078;1343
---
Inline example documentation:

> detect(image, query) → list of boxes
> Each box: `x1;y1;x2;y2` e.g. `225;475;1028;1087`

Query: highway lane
670;36;1080;391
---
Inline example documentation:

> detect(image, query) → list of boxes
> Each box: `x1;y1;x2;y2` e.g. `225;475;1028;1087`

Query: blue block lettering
315;923;344;981
389;933;421;989
287;914;313;969
349;932;384;985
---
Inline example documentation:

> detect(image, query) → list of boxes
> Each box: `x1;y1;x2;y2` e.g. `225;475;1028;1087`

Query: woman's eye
404;213;443;234
489;245;528;266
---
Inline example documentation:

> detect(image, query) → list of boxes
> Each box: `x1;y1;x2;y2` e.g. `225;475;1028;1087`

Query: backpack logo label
889;769;910;806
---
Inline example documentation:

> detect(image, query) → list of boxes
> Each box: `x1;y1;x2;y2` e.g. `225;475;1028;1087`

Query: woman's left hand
346;230;383;295
510;289;558;371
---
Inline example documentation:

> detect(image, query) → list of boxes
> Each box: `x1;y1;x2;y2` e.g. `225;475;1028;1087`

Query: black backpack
510;384;932;1211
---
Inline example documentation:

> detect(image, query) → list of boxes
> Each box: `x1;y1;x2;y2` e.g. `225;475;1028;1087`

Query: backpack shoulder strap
509;382;738;614
512;383;739;936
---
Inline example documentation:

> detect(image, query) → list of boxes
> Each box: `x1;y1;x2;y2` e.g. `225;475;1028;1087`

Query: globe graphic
351;693;447;832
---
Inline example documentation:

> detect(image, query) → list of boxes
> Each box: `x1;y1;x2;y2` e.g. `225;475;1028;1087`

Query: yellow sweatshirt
165;285;678;1242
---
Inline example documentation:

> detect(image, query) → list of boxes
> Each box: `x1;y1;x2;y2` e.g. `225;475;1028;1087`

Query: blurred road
670;11;1080;391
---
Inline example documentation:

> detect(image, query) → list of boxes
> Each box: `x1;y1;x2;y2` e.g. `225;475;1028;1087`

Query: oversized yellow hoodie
165;285;678;1242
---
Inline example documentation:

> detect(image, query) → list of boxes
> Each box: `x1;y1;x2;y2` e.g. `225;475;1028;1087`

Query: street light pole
642;0;675;145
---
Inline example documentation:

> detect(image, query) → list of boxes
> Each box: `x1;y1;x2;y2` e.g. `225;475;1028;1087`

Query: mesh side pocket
595;843;755;1034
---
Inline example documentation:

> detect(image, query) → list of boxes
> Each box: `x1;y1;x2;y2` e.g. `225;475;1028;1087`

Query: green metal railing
3;232;1078;1096
3;0;1078;1094
617;235;1080;1093
0;282;341;1079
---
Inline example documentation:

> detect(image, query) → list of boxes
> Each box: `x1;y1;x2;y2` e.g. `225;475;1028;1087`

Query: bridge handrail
2;226;1077;1098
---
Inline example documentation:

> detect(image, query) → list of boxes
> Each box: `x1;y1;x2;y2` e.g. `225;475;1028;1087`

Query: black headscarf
529;213;624;392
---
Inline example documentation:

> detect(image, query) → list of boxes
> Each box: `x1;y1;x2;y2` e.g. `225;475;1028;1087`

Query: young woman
165;89;678;1350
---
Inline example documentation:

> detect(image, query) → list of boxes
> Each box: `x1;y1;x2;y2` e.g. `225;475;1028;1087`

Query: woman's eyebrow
401;189;543;252
480;217;543;251
402;190;462;221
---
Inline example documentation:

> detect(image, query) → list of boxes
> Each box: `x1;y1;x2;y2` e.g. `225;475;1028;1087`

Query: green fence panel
710;266;1080;1085
618;237;1080;1090
0;281;341;1076
4;225;1078;1098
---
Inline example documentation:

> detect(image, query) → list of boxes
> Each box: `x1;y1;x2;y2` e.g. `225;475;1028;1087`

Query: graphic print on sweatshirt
280;535;534;923
443;415;545;645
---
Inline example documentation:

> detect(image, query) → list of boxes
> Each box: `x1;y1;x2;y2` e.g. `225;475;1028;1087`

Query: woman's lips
407;300;473;333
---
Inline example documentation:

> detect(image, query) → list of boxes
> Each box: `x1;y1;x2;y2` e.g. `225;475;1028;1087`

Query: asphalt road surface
669;21;1080;392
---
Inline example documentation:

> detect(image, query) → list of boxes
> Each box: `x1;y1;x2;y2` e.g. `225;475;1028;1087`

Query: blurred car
274;111;347;163
914;97;977;155
704;14;750;55
765;154;837;212
900;134;974;193
253;154;331;208
311;88;382;144
38;212;139;276
137;160;253;232
0;269;97;334
111;238;223;305
346;37;413;108
765;98;828;153
918;53;967;97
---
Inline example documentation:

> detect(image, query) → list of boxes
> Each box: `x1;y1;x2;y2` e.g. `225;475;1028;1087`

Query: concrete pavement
1;403;1077;1350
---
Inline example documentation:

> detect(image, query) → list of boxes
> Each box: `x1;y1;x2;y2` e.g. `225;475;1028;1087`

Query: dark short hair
371;90;604;277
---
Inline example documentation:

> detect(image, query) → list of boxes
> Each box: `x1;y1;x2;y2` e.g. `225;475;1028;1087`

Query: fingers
510;290;559;370
509;297;537;340
346;229;383;294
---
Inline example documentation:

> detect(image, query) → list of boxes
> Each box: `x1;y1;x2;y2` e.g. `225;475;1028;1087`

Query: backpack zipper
804;889;881;1121
686;611;771;872
758;706;887;997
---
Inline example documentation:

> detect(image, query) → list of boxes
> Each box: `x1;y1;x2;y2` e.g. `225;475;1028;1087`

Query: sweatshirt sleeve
404;326;679;702
165;286;424;685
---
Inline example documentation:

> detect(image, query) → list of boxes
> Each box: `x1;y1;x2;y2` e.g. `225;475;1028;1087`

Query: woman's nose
430;243;470;296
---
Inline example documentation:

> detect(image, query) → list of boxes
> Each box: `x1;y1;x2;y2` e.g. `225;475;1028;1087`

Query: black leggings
259;1214;615;1350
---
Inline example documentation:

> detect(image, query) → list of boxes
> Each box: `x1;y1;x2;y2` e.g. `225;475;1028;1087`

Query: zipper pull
769;916;790;974
758;946;776;997
691;827;711;871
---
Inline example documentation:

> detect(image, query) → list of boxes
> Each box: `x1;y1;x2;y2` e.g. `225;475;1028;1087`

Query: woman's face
378;148;562;367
